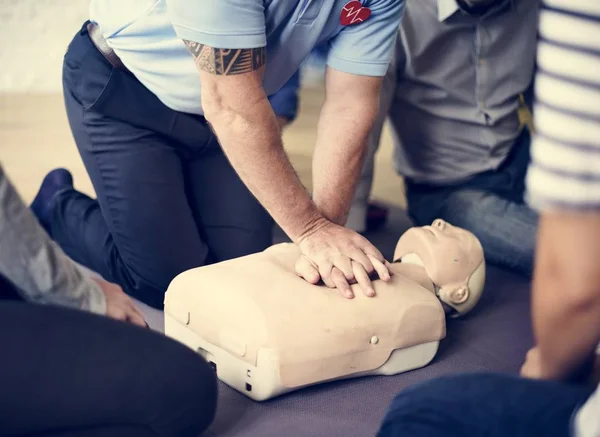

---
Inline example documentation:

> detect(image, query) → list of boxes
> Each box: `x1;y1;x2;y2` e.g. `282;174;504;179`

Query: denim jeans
406;129;538;277
377;373;594;437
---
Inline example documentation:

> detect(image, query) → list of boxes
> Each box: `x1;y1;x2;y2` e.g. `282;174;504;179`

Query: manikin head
393;219;486;317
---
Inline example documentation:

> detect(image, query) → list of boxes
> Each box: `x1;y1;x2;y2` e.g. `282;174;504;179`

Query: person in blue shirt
31;0;404;309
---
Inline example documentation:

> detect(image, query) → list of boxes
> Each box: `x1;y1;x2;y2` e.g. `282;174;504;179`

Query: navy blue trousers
52;23;273;308
0;301;217;437
377;373;594;437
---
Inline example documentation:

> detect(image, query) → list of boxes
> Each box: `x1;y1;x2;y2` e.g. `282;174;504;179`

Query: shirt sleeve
268;70;301;121
525;0;600;211
326;0;405;76
0;165;106;314
167;0;266;48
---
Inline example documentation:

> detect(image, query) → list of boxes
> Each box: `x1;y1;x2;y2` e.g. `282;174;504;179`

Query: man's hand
295;219;392;298
91;278;147;327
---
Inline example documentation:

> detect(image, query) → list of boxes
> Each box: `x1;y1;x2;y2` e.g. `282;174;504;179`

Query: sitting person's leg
0;301;217;437
406;129;538;277
377;373;593;437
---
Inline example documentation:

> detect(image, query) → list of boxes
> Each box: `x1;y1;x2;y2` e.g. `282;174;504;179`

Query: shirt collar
437;0;461;22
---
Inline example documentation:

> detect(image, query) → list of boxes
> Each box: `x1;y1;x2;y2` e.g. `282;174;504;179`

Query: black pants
0;300;217;437
53;23;273;308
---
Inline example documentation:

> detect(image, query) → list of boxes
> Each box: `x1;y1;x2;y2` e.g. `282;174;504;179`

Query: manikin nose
432;219;446;230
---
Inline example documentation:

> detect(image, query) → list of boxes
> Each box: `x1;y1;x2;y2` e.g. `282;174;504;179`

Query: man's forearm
206;96;326;242
312;70;381;225
311;103;376;225
532;213;600;380
533;283;600;380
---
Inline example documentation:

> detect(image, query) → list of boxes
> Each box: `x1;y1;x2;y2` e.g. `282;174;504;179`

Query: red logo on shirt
340;1;372;26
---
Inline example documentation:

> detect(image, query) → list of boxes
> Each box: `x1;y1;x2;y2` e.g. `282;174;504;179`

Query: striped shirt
524;1;600;436
525;0;600;211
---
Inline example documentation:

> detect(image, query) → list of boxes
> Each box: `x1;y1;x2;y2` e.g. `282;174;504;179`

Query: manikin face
403;219;480;282
393;219;485;309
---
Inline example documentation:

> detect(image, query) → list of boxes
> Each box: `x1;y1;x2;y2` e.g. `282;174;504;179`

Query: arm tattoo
183;40;266;75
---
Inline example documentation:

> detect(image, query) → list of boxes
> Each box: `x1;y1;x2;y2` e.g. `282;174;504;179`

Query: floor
0;86;406;208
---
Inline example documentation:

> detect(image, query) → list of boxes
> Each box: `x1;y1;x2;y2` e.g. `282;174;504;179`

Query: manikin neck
394;254;454;315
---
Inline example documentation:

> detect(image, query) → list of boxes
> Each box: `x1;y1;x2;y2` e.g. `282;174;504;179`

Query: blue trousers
51;24;273;308
0;301;217;437
378;373;593;437
406;129;538;277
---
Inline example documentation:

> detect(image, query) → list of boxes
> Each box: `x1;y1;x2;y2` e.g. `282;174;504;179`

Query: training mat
201;207;533;437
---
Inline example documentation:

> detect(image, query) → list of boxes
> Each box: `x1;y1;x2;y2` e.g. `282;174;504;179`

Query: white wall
0;0;326;93
0;0;89;92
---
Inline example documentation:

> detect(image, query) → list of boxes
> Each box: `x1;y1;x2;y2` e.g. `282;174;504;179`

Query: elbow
201;86;227;126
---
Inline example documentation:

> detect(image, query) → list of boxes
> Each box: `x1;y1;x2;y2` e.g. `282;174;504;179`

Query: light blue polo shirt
89;0;404;115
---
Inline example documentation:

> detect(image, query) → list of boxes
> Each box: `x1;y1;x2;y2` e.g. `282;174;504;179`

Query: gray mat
200;207;533;437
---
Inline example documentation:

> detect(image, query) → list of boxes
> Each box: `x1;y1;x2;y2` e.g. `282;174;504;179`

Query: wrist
87;277;108;315
290;210;330;244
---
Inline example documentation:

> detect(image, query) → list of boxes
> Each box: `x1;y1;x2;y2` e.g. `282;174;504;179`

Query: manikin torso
164;220;485;399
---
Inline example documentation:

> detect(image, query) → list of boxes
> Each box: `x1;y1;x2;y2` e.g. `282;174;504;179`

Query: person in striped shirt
376;1;600;436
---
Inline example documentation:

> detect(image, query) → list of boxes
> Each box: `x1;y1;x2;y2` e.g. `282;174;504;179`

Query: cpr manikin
164;219;486;401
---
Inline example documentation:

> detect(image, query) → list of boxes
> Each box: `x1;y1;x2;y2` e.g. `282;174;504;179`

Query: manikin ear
440;285;469;305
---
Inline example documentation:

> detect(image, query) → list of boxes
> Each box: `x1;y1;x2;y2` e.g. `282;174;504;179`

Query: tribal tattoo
183;40;266;75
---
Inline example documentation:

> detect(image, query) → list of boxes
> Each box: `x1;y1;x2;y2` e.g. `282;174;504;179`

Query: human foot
31;168;73;234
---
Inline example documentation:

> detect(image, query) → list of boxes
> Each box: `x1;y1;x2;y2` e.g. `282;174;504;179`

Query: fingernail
368;288;375;297
346;291;355;299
